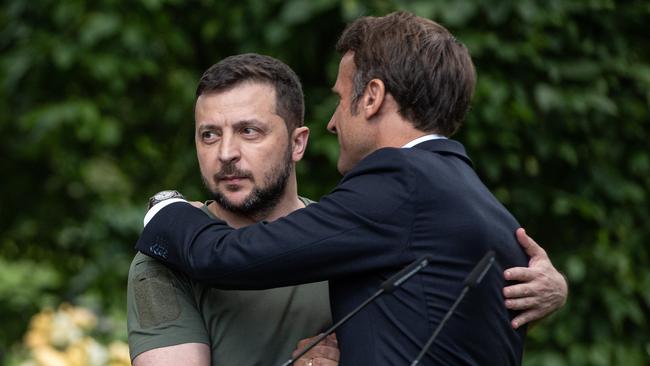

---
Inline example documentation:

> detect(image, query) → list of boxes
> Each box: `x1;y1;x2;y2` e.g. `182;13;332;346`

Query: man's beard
204;144;293;220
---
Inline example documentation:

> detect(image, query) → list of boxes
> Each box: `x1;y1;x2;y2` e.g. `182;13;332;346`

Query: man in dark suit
137;11;553;365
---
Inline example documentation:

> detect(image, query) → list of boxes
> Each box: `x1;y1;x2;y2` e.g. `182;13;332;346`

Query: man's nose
326;118;337;134
218;135;241;163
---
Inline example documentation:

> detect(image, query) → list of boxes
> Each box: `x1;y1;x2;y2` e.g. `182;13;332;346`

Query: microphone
279;255;434;366
410;250;495;366
382;254;434;292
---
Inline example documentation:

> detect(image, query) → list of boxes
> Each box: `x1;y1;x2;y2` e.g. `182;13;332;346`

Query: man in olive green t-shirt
127;54;339;366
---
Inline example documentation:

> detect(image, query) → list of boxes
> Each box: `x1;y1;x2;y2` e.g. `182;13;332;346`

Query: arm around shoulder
135;149;416;288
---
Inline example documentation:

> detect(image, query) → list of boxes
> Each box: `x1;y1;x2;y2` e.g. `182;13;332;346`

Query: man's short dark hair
336;11;476;136
196;53;304;132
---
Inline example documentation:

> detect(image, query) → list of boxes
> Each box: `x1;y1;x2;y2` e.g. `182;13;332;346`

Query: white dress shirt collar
401;134;447;148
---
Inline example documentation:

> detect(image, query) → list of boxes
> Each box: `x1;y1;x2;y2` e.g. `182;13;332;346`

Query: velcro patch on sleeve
133;269;181;328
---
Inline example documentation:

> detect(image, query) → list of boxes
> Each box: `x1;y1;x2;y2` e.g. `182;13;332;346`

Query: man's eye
202;131;219;142
241;127;260;136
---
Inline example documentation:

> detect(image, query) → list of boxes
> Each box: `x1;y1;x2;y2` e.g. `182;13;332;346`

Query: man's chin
213;190;253;208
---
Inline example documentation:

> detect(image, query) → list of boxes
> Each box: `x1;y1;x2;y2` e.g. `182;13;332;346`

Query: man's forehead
334;51;356;88
196;84;277;111
195;86;282;127
197;81;277;102
340;52;356;71
341;51;355;63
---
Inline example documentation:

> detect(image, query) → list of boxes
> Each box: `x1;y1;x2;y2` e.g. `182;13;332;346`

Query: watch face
154;190;177;201
149;190;184;209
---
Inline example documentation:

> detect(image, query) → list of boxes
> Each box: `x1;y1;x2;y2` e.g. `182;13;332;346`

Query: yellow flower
65;304;98;330
24;329;50;349
31;346;68;366
24;309;54;349
64;343;86;366
108;341;130;366
50;310;83;348
21;303;122;366
29;309;54;331
83;337;109;366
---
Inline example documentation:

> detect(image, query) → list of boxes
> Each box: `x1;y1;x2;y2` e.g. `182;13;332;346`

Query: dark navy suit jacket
136;139;528;365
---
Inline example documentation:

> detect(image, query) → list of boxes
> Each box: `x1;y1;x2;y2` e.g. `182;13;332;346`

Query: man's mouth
218;176;249;184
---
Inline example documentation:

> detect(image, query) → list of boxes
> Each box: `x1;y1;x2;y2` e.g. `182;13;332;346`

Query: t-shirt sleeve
126;252;210;360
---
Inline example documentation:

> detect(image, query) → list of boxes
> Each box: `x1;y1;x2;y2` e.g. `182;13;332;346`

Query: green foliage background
1;0;648;364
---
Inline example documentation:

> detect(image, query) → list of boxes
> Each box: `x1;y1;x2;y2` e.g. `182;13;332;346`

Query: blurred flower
63;303;98;330
50;309;83;348
83;337;109;366
107;341;130;366
31;347;67;366
19;303;128;366
24;309;54;348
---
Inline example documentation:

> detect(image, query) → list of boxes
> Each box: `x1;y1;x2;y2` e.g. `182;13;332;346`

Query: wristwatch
148;190;186;209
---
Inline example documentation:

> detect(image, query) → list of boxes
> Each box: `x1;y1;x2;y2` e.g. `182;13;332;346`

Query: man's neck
374;114;441;149
369;93;443;149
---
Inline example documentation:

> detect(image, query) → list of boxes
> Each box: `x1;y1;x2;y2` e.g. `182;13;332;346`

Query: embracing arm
135;149;415;289
502;228;568;328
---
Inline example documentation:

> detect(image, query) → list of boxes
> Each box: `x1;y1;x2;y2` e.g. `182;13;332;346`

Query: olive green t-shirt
127;199;332;365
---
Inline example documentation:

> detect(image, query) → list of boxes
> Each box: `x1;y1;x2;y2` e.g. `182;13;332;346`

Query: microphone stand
279;255;433;366
410;251;495;366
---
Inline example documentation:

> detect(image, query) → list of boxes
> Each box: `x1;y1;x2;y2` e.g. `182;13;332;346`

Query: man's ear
291;126;309;162
361;79;386;119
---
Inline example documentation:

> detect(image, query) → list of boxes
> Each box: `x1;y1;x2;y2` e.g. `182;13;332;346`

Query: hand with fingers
503;228;568;329
292;333;339;366
189;201;203;208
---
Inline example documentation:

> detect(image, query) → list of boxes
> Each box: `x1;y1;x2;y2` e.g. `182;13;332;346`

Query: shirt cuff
143;198;188;227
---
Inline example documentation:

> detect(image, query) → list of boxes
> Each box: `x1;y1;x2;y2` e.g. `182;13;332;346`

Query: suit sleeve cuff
143;198;188;227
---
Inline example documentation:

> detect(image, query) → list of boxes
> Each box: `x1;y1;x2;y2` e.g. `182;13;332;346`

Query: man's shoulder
131;251;155;265
343;147;432;186
349;142;474;187
363;146;410;164
128;251;192;286
342;147;413;181
129;251;166;275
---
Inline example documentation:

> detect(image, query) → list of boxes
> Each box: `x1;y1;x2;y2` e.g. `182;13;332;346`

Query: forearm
136;202;410;288
133;343;210;366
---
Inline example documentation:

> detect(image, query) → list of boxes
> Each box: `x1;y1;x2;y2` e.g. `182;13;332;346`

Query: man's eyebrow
197;119;264;130
197;123;219;131
232;119;264;128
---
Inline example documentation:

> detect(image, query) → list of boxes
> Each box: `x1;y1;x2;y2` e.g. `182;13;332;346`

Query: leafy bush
1;0;648;364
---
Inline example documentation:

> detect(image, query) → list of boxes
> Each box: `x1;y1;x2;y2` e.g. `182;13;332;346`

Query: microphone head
463;250;495;288
381;254;433;293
